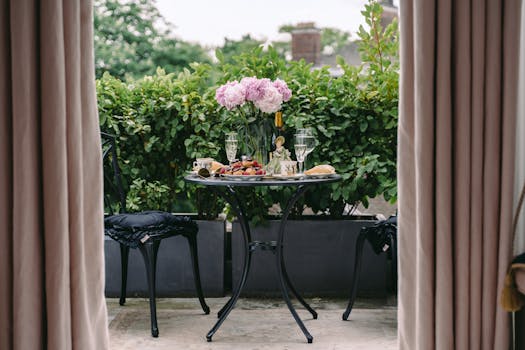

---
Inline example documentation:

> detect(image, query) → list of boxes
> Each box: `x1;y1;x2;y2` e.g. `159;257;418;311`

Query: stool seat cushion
363;215;397;255
104;211;197;248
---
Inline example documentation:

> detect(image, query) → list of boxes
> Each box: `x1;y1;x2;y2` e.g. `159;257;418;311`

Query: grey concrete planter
105;218;226;297
231;218;388;297
517;308;525;349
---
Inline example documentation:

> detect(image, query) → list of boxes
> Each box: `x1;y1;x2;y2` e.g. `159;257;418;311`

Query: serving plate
221;174;265;181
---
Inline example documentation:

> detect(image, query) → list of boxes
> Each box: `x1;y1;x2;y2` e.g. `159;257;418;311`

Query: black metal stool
343;215;397;320
102;133;210;337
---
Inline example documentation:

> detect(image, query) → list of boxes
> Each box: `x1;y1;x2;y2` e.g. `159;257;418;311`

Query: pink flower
215;83;230;106
254;85;283;113
216;81;246;110
241;77;271;102
273;79;292;102
216;78;292;113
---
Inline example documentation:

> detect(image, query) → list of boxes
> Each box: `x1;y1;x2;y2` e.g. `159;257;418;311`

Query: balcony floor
108;296;397;349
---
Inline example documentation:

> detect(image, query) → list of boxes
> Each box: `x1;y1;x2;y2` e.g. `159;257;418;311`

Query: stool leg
119;244;130;306
139;240;161;337
343;229;367;320
185;233;210;314
390;232;398;292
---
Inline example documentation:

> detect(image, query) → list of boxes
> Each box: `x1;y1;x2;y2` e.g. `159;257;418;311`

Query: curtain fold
515;0;525;255
0;2;14;350
398;0;522;349
0;0;109;349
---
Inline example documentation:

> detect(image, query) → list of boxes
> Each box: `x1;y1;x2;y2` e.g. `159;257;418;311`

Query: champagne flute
296;128;313;136
294;134;308;174
225;132;238;166
296;128;316;169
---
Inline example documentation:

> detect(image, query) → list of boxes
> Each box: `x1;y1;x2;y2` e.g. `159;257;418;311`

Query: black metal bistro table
185;174;342;343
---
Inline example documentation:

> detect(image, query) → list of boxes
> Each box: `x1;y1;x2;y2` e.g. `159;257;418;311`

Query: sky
155;0;372;47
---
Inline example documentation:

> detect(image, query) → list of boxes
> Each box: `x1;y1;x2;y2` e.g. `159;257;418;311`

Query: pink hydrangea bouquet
215;77;292;114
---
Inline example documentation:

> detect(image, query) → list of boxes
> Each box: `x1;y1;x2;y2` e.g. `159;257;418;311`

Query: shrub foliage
98;1;398;220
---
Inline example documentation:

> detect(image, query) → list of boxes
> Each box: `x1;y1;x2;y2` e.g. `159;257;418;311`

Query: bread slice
304;164;335;175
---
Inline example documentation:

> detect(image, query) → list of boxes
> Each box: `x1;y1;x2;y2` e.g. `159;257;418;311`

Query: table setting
188;127;338;182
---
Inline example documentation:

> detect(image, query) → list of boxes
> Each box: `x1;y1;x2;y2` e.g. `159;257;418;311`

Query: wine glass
225;132;238;166
294;134;308;174
295;128;316;169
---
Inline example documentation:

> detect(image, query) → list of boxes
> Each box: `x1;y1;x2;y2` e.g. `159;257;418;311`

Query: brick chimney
291;22;321;66
380;1;398;28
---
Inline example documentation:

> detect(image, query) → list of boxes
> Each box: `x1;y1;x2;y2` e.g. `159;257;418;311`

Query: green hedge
98;1;398;221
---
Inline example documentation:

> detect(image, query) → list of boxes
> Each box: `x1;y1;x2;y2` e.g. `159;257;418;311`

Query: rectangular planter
518;307;525;349
231;219;388;297
105;218;225;297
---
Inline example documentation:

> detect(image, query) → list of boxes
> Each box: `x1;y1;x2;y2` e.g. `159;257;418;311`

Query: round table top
184;174;342;187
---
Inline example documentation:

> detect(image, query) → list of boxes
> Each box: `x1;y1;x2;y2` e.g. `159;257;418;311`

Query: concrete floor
108;296;397;350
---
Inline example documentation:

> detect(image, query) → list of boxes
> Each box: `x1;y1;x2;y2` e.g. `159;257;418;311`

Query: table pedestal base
206;185;316;343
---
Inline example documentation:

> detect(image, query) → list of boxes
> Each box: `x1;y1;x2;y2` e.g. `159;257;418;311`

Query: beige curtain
0;0;109;349
398;0;522;349
515;1;525;255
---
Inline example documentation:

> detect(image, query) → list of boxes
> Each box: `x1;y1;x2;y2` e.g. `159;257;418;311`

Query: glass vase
240;118;273;165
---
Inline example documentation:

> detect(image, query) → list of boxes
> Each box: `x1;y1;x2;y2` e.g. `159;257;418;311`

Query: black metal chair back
101;132;127;215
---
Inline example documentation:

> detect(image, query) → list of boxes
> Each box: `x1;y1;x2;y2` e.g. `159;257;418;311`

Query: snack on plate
210;161;224;172
193;160;224;172
304;164;335;175
217;160;266;176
